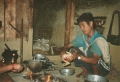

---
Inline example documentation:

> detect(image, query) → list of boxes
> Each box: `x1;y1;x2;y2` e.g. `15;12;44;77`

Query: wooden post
20;19;23;63
65;0;75;45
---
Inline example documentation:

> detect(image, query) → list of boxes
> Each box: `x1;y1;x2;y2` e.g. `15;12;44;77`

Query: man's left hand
72;49;79;60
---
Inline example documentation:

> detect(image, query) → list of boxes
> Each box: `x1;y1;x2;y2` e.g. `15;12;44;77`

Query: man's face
78;21;93;34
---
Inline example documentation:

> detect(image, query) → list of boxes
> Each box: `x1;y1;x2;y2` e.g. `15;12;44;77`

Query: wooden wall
0;0;5;40
0;0;34;41
0;0;34;62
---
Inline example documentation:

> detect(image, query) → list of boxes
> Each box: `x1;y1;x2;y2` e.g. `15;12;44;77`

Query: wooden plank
16;0;23;38
4;0;16;40
20;19;23;63
16;0;34;39
65;0;71;44
0;0;4;40
16;0;34;63
23;0;34;41
69;0;75;42
65;0;75;45
0;0;33;41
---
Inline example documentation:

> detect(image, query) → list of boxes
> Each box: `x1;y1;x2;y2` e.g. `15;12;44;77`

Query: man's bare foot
76;71;88;78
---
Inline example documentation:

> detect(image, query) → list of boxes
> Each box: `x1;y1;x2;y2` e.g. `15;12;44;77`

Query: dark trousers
71;47;109;76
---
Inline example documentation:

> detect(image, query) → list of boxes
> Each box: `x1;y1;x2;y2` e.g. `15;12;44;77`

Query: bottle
50;46;54;55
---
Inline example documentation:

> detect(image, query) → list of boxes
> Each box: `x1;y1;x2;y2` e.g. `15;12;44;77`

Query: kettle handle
5;43;11;51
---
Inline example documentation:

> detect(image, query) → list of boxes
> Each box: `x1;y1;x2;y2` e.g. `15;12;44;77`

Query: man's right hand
59;43;72;57
12;63;24;72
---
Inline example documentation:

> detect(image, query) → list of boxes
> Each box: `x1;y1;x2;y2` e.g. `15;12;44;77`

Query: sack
107;35;120;45
107;10;120;45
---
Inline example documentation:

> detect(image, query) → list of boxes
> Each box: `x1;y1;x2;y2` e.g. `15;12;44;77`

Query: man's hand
72;49;80;60
60;51;66;57
12;63;24;72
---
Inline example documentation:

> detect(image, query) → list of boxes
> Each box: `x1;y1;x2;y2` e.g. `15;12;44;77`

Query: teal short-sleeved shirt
71;30;105;56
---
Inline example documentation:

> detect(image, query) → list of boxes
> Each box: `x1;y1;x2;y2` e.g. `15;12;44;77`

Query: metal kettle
1;44;18;65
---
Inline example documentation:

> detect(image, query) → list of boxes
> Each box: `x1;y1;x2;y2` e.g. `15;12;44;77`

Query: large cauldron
24;59;42;73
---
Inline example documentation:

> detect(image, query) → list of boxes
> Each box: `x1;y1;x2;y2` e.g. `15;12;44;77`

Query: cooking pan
84;74;109;82
59;68;75;76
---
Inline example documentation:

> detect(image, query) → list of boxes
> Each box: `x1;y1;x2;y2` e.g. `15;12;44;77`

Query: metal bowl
59;68;75;76
84;74;109;82
33;54;46;60
26;60;42;73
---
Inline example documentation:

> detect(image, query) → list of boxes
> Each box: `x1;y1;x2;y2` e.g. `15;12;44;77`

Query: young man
60;12;110;77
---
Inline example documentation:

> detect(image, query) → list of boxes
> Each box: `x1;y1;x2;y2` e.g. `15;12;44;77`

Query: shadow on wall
33;0;66;40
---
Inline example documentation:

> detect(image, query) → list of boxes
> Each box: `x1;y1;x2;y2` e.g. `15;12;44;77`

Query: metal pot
25;59;42;73
84;74;109;82
33;54;46;60
59;68;75;76
2;44;19;64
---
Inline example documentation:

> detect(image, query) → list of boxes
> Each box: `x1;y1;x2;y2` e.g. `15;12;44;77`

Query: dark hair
77;12;96;29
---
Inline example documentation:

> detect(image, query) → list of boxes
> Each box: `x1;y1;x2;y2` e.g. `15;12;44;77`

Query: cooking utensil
33;54;46;60
59;68;75;76
32;54;57;71
2;44;19;64
5;43;11;51
84;74;109;82
25;59;42;73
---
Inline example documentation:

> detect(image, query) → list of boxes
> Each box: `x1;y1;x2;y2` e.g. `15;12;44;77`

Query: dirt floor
9;56;120;82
